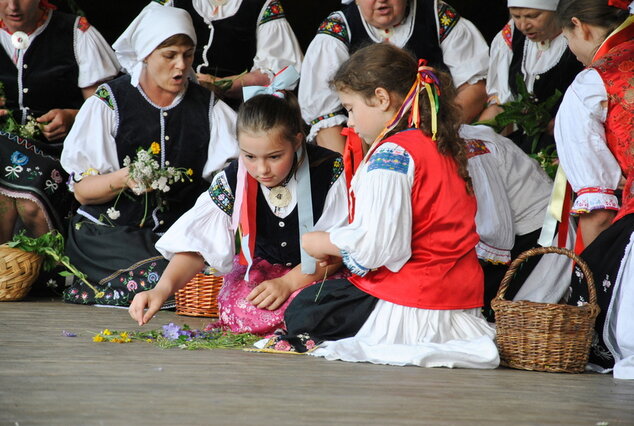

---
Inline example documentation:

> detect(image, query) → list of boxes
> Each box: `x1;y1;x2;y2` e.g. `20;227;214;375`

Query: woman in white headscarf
479;0;583;154
60;2;239;307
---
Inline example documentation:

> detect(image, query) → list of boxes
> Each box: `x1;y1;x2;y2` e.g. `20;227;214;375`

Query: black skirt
63;214;168;306
0;131;74;231
283;278;379;342
567;213;634;369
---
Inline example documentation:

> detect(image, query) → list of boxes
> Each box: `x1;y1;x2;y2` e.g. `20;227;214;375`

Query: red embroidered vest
591;32;634;222
349;130;484;310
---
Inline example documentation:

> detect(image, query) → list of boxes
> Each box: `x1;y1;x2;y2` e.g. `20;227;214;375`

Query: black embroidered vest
0;11;83;122
343;0;447;70
508;27;584;111
174;0;266;77
225;144;342;266
81;75;212;232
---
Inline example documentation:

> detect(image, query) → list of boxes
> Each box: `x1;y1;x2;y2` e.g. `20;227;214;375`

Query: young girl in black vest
129;92;348;334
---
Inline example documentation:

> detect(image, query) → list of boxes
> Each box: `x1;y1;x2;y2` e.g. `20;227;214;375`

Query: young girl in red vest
128;91;348;334
554;0;634;379
271;43;499;369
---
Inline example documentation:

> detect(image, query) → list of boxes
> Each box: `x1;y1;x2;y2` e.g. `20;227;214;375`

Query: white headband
112;2;197;87
507;0;559;11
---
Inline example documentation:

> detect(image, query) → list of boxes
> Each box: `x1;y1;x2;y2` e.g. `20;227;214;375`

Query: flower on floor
61;330;77;337
90;324;260;350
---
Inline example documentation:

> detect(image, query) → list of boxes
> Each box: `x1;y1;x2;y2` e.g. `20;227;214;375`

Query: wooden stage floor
1;298;634;425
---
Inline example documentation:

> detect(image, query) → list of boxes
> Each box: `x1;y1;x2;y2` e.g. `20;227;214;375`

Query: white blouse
330;143;415;276
166;0;303;81
0;12;120;88
156;167;349;274
460;124;552;263
554;68;621;214
486;19;570;106
299;0;489;141
60;83;239;189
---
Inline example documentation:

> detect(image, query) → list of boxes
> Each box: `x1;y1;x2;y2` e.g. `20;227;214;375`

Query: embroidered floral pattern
77;16;90;32
94;85;114;110
259;0;285;25
367;147;410;174
318;13;349;46
209;173;234;216
464;139;491;159
64;260;163;306
437;1;460;43
330;156;344;186
502;23;513;49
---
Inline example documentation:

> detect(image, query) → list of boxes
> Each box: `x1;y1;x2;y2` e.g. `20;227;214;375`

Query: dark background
51;0;509;51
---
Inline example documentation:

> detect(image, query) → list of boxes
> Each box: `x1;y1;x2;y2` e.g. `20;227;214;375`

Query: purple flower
61;330;77;337
162;323;182;340
147;272;159;283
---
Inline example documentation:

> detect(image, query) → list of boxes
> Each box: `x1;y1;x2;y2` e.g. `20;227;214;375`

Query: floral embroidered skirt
63;214;168;306
567;213;634;371
215;257;349;335
0;131;73;231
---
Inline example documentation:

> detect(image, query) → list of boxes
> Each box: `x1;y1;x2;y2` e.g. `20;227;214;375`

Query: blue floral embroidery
11;151;29;166
209;173;234;216
367;149;410;174
341;249;369;277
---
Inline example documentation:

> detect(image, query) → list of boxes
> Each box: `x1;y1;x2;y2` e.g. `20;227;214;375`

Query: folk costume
461;124;576;311
156;144;348;335
486;0;583;153
60;4;239;306
298;0;489;142
554;15;634;379
163;0;302;82
0;3;120;232
278;128;499;368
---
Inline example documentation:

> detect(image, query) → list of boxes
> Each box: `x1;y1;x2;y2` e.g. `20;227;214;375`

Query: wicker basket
0;245;43;302
174;273;223;317
491;246;600;373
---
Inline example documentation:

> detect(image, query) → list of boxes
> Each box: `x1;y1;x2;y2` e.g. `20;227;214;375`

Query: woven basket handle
494;246;597;305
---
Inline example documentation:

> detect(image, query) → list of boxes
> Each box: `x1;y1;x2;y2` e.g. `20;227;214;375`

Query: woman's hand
246;277;293;311
37;108;78;141
129;288;170;326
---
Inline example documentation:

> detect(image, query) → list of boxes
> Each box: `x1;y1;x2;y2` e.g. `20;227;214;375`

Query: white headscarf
507;0;559;11
112;2;197;87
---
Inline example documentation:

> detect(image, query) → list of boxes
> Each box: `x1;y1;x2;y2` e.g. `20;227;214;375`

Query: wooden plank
1;299;634;425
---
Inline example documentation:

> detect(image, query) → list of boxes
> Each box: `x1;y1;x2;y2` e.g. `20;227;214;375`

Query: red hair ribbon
608;0;630;10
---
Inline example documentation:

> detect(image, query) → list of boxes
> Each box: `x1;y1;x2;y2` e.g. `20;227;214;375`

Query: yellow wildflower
92;335;105;342
102;329;112;335
150;142;161;154
95;292;105;298
186;168;193;176
145;339;153;343
120;332;131;342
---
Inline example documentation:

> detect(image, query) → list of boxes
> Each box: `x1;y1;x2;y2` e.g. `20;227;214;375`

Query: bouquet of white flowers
106;142;193;227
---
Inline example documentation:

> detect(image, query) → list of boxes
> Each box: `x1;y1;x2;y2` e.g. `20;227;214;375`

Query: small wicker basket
174;272;223;317
491;246;600;373
0;245;43;302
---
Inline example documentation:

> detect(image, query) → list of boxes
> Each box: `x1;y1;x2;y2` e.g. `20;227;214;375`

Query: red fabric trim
576;187;616;196
558;183;572;248
238;174;258;266
342;127;363;223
